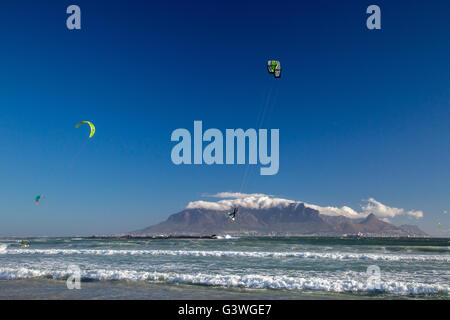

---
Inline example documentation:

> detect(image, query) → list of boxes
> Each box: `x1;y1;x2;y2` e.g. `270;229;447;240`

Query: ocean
0;237;449;299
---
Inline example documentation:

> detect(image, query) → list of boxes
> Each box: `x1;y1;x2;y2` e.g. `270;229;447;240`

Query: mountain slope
132;205;427;237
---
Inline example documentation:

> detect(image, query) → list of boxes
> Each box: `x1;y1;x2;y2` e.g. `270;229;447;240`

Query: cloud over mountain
186;193;423;220
360;198;423;219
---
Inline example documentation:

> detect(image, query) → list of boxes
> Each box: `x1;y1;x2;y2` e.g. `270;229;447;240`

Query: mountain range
131;203;427;237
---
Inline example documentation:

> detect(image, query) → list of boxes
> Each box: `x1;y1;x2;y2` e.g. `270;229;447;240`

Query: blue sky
0;0;449;236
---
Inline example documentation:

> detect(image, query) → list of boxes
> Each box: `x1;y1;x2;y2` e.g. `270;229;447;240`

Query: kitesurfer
227;207;239;221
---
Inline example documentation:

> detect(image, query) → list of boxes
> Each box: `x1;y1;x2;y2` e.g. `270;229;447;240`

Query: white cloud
187;194;294;211
186;193;423;220
361;198;423;219
406;210;424;219
301;203;363;219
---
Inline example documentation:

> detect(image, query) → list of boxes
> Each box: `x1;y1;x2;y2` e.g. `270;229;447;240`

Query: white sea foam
0;267;448;295
1;247;449;262
216;235;239;240
0;244;8;253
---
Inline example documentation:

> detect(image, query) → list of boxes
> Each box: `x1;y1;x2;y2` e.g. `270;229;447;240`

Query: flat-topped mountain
131;203;426;237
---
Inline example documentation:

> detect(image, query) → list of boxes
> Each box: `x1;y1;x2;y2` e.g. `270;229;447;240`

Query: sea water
0;237;449;299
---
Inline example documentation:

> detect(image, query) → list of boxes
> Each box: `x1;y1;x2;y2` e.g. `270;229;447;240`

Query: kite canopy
35;195;44;205
267;60;281;78
76;121;95;138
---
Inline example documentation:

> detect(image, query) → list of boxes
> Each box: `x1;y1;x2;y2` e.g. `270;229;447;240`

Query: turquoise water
0;237;449;299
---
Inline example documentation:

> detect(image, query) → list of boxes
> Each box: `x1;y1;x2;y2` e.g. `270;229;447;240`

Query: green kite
76;121;95;138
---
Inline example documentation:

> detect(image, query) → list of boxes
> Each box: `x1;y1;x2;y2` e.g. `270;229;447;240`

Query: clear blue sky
0;0;449;236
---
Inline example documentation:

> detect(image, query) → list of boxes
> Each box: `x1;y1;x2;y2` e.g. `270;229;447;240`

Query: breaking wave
216;235;239;240
384;246;450;253
1;248;449;262
0;244;8;253
0;267;448;295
